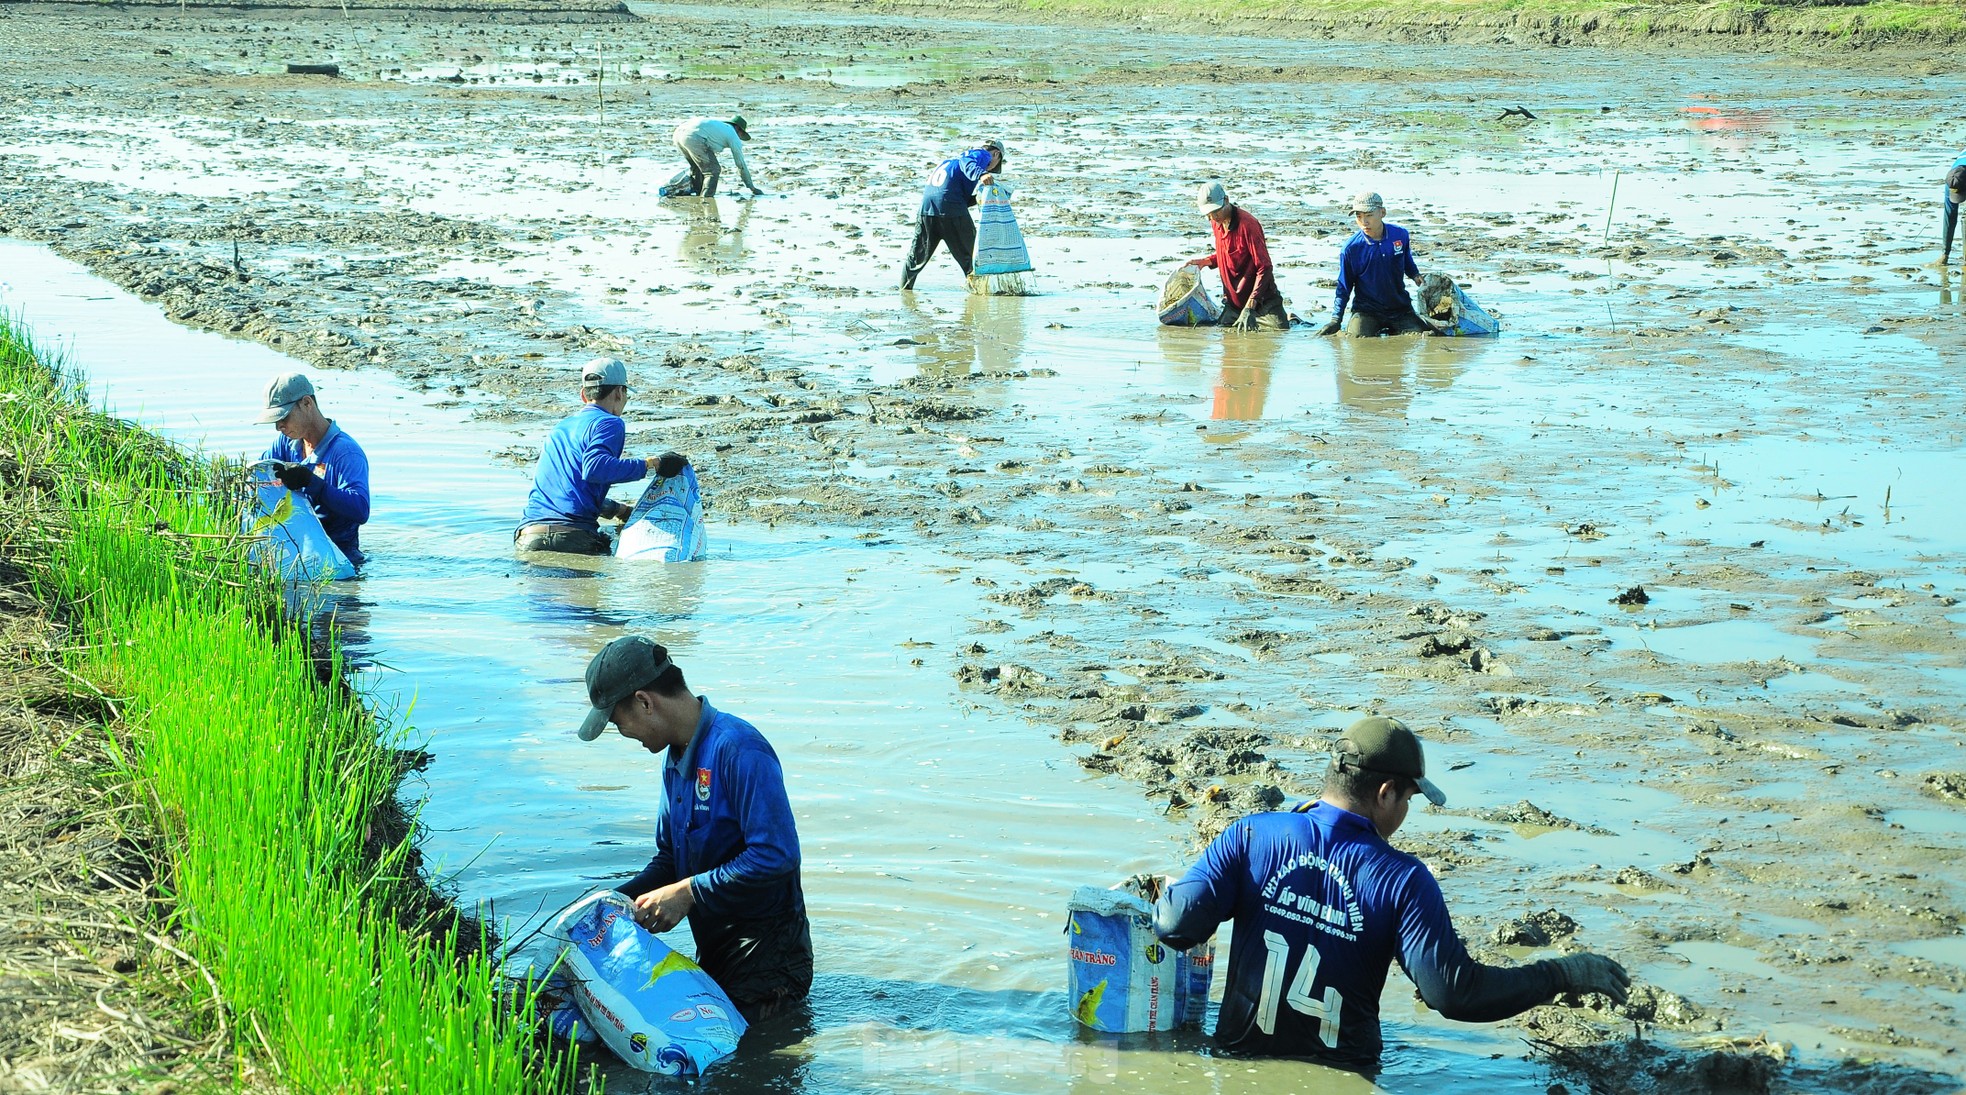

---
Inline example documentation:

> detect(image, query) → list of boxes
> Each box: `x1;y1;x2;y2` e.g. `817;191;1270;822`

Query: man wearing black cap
899;138;1004;290
1154;715;1629;1074
575;635;813;1021
515;357;687;556
672;116;765;200
257;371;371;568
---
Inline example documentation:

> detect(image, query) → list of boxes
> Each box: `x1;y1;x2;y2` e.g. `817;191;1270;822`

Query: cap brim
1416;776;1447;807
256;404;293;424
576;706;611;741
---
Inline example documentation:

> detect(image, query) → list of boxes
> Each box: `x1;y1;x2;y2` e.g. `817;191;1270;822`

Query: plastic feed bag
1066;884;1213;1032
244;481;355;582
972;181;1034;277
1158;267;1221;327
1418;273;1500;337
547;889;747;1075
618;464;707;562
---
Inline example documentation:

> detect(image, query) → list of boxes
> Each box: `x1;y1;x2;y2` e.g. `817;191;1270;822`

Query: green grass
0;313;578;1092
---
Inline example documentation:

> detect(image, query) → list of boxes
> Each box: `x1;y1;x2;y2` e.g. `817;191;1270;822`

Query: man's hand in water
1314;319;1342;337
1229;307;1257;332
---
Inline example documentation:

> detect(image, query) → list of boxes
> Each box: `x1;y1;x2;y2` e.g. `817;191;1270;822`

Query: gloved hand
1551;952;1630;1006
274;462;315;490
654;451;689;479
1229;307;1256;332
1314;318;1342;337
604;499;632;523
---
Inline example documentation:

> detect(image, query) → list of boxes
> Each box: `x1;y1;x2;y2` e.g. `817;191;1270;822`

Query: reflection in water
909;292;1032;378
1210;331;1285;422
1334;336;1469;417
676;195;754;273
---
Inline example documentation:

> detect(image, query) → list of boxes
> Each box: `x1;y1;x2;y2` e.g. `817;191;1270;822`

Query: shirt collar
314;420;344;454
666;695;716;773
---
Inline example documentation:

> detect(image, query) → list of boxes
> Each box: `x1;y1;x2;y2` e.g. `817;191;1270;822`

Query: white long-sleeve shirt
673;118;757;189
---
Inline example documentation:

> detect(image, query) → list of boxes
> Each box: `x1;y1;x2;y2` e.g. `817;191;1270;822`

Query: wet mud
3;2;1965;1091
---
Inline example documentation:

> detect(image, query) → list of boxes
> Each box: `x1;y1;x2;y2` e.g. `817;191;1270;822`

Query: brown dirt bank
710;0;1966;50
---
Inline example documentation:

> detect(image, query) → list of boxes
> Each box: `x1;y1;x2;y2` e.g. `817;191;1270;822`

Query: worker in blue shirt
1316;191;1431;338
1155;716;1628;1075
1944;148;1966;267
257;372;371;568
516;357;686;556
900;138;1004;290
575;635;813;1021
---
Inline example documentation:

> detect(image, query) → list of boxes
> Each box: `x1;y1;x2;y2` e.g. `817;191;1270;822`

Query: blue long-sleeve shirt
1155;803;1564;1073
518;403;647;532
1332;224;1421;323
920;149;994;216
262;422;370;566
619;698;810;1004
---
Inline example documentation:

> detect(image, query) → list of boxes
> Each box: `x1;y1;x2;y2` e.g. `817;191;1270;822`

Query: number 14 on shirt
1257;930;1343;1048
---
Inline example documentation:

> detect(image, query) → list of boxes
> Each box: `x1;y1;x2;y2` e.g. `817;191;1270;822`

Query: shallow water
3;241;1561;1091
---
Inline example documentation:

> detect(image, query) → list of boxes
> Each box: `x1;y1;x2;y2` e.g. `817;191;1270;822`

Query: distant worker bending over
1317;191;1429;337
1186;181;1290;332
258;371;371;568
515;357;686;556
900;137;1004;290
673;115;764;199
1154;716;1629;1075
1944;146;1965;268
576;635;814;1021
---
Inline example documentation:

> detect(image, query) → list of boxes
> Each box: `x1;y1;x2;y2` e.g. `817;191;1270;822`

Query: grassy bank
761;0;1966;47
0;315;576;1091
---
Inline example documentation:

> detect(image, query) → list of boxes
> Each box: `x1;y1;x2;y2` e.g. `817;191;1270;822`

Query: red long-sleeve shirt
1199;207;1277;311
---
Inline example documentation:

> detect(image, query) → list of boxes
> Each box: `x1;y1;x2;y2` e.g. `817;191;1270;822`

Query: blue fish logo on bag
546;889;747;1075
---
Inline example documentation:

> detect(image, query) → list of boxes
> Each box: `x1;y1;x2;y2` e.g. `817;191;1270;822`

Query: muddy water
4;3;1966;1091
3;241;1559;1091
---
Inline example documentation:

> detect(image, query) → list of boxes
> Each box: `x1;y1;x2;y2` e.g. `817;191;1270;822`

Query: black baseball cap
576;636;673;741
1335;716;1446;806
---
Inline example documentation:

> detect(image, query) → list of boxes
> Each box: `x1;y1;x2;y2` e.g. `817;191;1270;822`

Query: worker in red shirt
1186;181;1291;332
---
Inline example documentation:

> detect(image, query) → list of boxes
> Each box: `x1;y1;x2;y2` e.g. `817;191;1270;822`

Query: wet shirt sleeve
620;777;680;898
729;138;757;189
579;413;648;487
1153;820;1247;949
689;740;800;918
1333;237;1357;321
1234;216;1276;309
1394;861;1564;1021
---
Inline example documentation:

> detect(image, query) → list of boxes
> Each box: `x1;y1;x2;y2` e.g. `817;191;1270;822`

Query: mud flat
2;1;1963;1091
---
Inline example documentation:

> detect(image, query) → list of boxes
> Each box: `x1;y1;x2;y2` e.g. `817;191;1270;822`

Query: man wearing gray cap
257;372;371;567
516;358;688;556
1154;715;1628;1074
1185;181;1291;332
1316;191;1430;338
575;635;813;1021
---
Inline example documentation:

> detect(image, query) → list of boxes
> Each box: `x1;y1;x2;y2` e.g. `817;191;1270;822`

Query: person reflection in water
573;636;814;1023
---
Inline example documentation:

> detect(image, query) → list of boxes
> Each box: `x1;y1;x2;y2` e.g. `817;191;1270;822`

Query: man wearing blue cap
257;372;371;567
575;635;813;1021
1154;715;1629;1075
516;358;687;556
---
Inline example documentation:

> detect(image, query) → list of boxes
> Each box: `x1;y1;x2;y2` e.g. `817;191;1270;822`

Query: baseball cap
978;137;1005;164
1196;181;1229;214
256;373;315;423
576;636;674;741
581;357;629;390
1334;716;1446;806
1350;190;1386;214
730;115;750;140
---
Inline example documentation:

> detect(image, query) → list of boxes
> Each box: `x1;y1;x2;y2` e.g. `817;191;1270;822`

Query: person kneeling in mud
575;636;814;1022
1154;716;1628;1076
1186;182;1291;331
1317;191;1431;337
515;357;687;556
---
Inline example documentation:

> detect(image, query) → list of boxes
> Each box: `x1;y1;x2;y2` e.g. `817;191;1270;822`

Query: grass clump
0;312;577;1092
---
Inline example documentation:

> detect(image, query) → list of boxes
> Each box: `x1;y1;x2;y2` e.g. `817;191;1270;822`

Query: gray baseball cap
256;373;315;423
1196;181;1229;214
581;357;629;389
576;636;674;741
1350;190;1386;214
1335;716;1446;806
